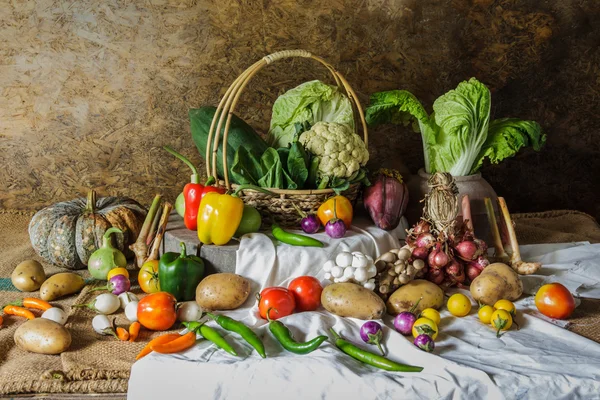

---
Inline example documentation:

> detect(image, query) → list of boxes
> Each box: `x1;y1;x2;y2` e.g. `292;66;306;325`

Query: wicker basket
206;49;369;227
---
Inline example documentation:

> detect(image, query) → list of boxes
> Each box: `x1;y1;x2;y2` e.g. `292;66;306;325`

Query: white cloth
128;224;600;400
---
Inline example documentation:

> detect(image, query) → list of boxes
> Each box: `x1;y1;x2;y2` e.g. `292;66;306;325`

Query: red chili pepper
164;146;225;230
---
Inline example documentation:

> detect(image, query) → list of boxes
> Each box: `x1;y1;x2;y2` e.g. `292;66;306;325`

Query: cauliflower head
299;122;369;178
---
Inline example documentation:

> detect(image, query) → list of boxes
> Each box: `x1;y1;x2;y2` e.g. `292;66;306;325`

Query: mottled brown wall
1;0;599;219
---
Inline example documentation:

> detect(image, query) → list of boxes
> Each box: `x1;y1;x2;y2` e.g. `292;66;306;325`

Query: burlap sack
0;208;599;395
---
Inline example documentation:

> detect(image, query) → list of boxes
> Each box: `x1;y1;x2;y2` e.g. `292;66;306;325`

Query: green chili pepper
272;224;324;247
182;321;238;356
206;313;266;358
330;329;423;373
267;309;327;354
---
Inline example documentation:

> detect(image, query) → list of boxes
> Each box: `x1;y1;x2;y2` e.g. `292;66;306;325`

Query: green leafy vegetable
365;78;546;176
268;80;355;148
231;147;263;185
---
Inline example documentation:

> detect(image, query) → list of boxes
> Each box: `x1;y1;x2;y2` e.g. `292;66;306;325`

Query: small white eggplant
177;301;203;322
41;307;68;325
125;301;138;322
73;293;120;315
118;292;139;309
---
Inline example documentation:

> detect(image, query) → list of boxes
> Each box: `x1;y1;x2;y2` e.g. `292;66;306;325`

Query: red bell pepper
164;146;225;230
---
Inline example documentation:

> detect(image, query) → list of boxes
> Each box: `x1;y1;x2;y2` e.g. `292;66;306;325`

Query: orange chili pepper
135;333;180;360
3;305;35;320
24;298;53;311
0;315;3;327
116;327;130;341
4;298;52;311
151;331;196;354
129;322;141;342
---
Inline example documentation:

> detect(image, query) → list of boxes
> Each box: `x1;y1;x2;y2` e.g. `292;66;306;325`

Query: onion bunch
404;172;490;288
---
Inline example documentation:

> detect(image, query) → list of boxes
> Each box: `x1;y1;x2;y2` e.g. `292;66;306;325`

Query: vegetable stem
163;146;199;184
232;184;276;197
497;197;520;263
485;197;509;262
147;202;173;262
146;205;163;246
131;195;162;268
461;195;473;232
497;197;541;275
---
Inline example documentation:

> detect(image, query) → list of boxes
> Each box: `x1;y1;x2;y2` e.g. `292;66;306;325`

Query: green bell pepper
158;242;205;301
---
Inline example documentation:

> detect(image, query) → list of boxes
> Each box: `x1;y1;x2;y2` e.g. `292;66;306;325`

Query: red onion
470;256;490;270
445;258;466;283
445;258;461;276
466;256;488;281
412;220;431;235
474;238;488;255
428;243;449;269
454;240;481;261
415;233;436;249
466;263;483;281
412;247;429;260
427;268;444;284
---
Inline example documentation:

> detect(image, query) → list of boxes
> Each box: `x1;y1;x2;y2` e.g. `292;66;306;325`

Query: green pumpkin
28;190;146;270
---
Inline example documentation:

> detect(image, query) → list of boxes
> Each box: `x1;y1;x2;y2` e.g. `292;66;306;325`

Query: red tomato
288;276;323;312
258;287;295;320
138;292;178;331
535;283;576;320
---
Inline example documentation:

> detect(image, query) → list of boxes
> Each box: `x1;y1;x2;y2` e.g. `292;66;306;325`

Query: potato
470;263;523;305
40;272;85;301
196;273;250;310
11;260;46;292
14;318;71;354
386;279;444;315
321;283;385;320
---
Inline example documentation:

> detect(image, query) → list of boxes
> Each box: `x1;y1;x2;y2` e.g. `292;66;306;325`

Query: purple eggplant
363;169;409;230
92;274;131;295
393;312;417;335
414;334;435;352
324;198;347;238
393;298;421;335
360;321;385;355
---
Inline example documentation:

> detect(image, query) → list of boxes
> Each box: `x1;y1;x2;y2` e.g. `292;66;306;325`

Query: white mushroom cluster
323;251;377;290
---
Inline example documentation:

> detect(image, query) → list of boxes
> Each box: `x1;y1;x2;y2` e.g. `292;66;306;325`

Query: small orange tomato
317;196;353;228
137;292;177;331
535;283;575;320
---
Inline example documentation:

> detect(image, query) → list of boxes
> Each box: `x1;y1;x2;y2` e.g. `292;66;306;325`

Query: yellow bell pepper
197;192;244;245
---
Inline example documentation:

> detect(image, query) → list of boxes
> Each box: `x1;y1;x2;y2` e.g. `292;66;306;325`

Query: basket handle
206;50;369;189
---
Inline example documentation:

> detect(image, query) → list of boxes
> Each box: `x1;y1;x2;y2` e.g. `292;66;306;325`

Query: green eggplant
88;227;127;280
158;242;205;301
